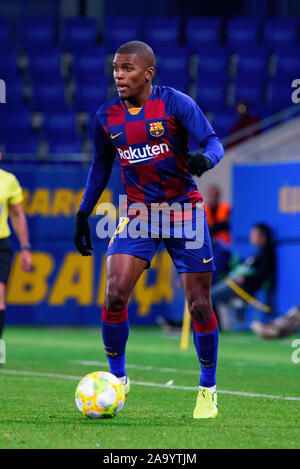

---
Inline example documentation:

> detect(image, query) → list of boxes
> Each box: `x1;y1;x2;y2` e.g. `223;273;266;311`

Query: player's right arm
74;113;116;256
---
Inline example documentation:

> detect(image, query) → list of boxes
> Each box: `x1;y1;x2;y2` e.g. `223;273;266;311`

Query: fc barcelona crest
149;121;164;137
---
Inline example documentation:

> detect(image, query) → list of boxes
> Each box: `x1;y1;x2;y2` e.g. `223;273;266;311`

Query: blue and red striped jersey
80;86;223;214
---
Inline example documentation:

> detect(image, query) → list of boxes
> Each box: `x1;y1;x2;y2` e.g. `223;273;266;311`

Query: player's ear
145;67;155;81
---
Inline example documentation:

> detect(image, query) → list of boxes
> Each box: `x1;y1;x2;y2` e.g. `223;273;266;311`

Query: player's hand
20;249;32;272
74;211;93;256
186;152;213;177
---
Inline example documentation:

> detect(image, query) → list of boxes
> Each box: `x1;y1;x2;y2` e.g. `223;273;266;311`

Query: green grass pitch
0;326;299;449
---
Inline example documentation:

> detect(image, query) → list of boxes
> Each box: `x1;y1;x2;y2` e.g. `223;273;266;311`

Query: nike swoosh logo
203;257;213;263
111;132;123;140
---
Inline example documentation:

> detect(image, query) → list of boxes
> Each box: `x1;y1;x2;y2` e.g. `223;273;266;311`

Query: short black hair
116;41;155;67
253;223;273;245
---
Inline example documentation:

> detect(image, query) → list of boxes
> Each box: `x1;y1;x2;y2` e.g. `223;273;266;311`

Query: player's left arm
171;90;224;177
8;203;32;272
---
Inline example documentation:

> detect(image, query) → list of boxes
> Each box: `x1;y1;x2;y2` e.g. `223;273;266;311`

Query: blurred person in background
228;100;261;148
205;184;231;245
0;152;32;345
251;304;300;339
211;223;276;326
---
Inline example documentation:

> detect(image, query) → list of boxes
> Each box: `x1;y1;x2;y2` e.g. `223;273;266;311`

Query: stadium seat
1;108;37;153
234;78;265;106
210;108;237;139
264;18;300;48
0;17;12;47
19;17;56;48
72;47;106;84
274;49;300;80
144;18;180;48
31;78;66;109
3;135;38;154
104;17;140;52
75;81;108;115
28;48;62;81
43;110;81;154
186;17;223;49
197;47;229;78
0;49;20;81
234;48;269;81
226;17;262;46
196;78;228;110
61;18;98;50
156;47;190;92
4;78;25;105
267;79;295;111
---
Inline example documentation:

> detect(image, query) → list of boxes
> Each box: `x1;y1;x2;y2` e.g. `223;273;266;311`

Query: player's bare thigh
181;271;213;322
105;254;148;311
0;282;6;310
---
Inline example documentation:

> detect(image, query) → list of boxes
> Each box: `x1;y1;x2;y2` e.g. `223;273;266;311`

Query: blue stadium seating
43;110;81;154
0;17;12;46
19;17;56;48
264;18;300;48
234;48;269;80
210;108;237;139
197;77;228;109
275;49;300;80
31;78;66;109
4;137;38;154
186;17;222;49
226;17;262;46
0;49;20;81
61;18;98;50
1;108;37;154
234;78;265;105
4;78;25;105
75;81;108;115
267;79;294;111
197;47;229;78
28;48;62;81
156;47;190;92
72;47;106;84
104;17;140;52
144;18;180;48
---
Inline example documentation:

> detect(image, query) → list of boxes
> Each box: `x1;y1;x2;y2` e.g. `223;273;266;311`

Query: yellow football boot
123;376;130;396
193;387;218;419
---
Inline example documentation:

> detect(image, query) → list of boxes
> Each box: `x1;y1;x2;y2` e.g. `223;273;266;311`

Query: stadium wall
232;161;300;317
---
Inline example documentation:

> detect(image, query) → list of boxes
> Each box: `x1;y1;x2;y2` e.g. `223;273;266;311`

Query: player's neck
124;84;153;109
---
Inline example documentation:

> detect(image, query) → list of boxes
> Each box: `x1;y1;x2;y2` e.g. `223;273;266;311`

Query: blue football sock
101;307;129;378
192;312;219;388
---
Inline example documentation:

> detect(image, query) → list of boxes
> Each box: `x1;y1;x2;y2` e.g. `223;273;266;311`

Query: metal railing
221;104;300;148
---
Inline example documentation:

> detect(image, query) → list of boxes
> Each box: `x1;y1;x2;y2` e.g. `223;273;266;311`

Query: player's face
113;53;154;100
249;227;265;247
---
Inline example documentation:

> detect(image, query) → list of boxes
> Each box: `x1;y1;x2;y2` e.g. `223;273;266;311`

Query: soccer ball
75;371;125;419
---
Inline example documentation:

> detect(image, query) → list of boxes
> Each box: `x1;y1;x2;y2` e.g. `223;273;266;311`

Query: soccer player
74;41;224;418
0;152;32;345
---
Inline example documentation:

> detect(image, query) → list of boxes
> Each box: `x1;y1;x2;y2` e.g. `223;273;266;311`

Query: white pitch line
71;360;199;376
1;368;300;402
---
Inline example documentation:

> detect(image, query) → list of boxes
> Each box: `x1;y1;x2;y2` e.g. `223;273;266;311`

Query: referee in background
0;152;31;342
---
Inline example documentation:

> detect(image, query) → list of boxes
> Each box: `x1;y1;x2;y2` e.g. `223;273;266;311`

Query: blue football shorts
106;205;215;274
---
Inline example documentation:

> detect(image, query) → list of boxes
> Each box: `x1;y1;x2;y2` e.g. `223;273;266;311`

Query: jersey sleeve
170;88;216;144
8;174;23;205
79;111;116;215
